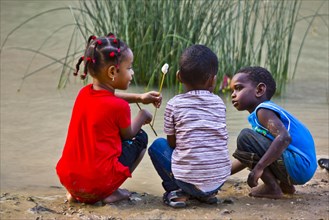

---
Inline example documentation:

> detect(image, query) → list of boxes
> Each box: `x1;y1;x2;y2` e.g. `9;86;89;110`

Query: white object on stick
152;63;169;127
161;63;169;75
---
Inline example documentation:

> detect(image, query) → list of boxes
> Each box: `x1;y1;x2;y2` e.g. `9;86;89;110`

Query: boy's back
148;44;231;207
165;90;231;191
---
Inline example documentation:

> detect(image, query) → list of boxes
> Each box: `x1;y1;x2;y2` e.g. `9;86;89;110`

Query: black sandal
318;158;329;171
163;189;188;208
196;194;218;204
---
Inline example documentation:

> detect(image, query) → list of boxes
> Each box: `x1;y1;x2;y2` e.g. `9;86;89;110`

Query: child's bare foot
280;182;296;194
249;184;283;199
103;188;131;204
66;192;77;203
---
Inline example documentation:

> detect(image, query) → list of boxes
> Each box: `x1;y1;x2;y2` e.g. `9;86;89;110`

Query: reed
2;0;327;95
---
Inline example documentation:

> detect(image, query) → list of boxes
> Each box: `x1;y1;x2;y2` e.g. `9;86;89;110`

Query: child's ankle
280;182;296;194
66;192;77;203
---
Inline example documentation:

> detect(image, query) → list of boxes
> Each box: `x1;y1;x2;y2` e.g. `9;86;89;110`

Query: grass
1;0;328;95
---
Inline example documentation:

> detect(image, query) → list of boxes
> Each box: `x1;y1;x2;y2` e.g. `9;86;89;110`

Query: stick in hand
151;63;169;127
136;102;158;136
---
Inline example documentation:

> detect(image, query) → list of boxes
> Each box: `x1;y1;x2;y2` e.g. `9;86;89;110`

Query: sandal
163;189;187;208
196;194;218;204
318;158;329;171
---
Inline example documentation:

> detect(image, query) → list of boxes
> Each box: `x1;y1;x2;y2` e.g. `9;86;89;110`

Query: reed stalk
2;0;327;95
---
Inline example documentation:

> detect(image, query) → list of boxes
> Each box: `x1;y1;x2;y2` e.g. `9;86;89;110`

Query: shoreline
1;168;328;220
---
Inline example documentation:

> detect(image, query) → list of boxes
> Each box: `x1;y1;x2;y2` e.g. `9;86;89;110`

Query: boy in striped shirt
148;45;231;208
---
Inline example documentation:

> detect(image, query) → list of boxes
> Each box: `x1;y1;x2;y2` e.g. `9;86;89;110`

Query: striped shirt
164;90;231;192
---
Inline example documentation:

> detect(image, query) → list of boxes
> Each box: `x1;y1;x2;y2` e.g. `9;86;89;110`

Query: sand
1;167;328;220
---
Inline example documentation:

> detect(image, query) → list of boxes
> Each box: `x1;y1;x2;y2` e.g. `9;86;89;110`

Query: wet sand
1;168;328;220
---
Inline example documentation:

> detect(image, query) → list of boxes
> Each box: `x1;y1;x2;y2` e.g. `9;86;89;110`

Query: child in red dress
56;33;161;204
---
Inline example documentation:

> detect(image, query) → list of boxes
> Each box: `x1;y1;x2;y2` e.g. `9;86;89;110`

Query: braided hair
74;33;129;80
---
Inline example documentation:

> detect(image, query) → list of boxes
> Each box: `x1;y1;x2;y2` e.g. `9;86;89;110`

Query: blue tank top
248;101;317;184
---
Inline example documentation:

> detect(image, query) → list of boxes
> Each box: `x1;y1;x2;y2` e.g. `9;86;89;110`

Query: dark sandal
318;158;329;171
163;190;187;208
196;194;218;204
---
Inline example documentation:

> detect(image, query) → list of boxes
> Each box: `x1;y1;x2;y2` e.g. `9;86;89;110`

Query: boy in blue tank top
230;66;317;199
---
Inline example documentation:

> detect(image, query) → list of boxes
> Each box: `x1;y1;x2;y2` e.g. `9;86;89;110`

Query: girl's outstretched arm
116;91;162;108
120;109;153;140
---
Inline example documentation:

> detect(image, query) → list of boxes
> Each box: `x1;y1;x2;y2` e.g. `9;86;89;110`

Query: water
1;1;328;196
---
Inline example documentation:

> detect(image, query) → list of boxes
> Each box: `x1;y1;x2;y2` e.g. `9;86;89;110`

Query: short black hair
236;66;276;99
179;44;218;87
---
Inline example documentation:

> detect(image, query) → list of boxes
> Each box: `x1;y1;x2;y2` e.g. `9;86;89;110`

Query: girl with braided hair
56;33;161;204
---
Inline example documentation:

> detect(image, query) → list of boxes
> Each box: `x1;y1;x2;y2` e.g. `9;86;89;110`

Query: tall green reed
2;0;327;95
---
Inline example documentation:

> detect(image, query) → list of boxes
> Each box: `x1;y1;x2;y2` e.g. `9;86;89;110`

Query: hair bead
82;59;90;80
108;33;115;38
73;33;127;80
80;73;87;80
87;35;97;44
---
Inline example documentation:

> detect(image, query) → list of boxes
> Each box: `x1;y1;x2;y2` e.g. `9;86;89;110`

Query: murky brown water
1;1;328;196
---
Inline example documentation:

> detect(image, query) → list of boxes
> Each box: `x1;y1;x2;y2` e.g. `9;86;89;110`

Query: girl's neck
92;79;115;93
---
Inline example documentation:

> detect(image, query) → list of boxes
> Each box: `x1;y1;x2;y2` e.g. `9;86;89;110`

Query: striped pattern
164;90;231;192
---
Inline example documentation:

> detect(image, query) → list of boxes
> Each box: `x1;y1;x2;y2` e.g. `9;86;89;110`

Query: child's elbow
121;133;133;140
282;133;292;147
120;127;135;140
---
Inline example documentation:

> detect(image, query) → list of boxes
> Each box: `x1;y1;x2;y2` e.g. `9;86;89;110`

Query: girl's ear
256;82;266;97
107;65;117;81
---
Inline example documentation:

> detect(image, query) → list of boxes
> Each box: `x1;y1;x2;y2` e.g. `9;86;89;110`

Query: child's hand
141;91;162;108
123;109;153;140
247;166;264;188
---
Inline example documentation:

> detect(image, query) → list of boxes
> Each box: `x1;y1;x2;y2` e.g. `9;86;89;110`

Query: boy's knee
237;128;254;150
147;145;153;156
148;138;167;156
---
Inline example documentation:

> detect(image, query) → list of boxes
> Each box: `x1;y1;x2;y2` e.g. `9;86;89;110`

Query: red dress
56;84;131;203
